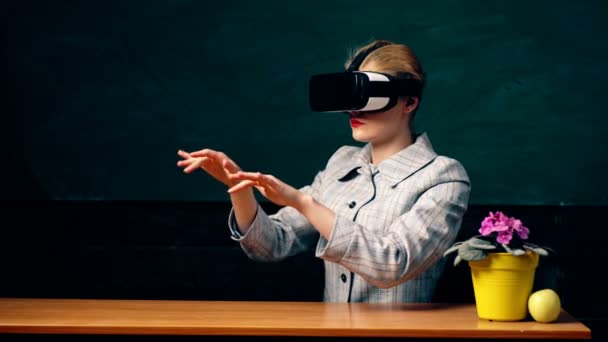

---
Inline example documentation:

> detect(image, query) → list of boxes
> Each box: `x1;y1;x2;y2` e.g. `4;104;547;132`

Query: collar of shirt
337;132;438;187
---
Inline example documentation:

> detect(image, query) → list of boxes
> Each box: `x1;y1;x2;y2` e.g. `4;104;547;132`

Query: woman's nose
349;111;362;117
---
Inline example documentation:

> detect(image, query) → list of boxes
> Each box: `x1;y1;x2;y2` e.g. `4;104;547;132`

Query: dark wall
2;0;608;205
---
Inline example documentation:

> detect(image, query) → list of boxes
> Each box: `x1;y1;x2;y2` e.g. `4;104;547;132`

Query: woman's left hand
227;171;306;209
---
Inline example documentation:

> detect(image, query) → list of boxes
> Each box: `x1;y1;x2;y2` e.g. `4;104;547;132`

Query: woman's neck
370;132;415;165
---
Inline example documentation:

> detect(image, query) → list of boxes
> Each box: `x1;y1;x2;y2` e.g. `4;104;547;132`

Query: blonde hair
345;39;426;101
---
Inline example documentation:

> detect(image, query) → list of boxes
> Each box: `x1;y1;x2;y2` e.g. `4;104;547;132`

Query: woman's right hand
177;149;242;187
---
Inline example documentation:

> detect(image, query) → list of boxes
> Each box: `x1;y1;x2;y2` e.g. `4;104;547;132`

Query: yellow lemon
528;289;561;323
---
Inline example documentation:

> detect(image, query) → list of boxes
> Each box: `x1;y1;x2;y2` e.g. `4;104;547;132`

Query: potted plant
443;211;552;321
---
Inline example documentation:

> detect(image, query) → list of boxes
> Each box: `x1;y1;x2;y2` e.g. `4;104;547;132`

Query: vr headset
308;40;423;113
308;71;422;113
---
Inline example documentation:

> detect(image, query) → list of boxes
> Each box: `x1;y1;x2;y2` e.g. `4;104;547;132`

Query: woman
177;39;471;303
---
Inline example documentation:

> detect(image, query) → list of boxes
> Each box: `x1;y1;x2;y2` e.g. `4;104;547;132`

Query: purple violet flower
478;211;530;246
497;231;513;244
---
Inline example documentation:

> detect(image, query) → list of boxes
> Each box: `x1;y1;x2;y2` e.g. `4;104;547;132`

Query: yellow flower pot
468;252;539;321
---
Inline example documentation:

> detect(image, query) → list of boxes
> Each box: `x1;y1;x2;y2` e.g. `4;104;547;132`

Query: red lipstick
350;118;364;128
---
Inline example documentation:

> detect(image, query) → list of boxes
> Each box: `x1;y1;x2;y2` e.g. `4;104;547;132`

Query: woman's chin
352;132;372;143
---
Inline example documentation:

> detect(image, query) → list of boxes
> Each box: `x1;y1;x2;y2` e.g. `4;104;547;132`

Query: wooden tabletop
0;298;591;339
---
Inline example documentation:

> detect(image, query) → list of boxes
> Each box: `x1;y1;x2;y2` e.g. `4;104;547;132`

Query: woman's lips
350;118;364;128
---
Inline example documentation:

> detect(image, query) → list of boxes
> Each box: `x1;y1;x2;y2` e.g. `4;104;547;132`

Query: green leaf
458;246;488;261
523;244;549;256
453;255;463;266
510;248;526;256
443;244;461;257
467;237;498;250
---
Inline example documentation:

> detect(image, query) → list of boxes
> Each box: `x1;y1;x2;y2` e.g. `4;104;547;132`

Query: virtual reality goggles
309;71;422;113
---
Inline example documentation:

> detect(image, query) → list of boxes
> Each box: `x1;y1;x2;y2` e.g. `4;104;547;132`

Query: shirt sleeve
227;171;323;262
315;177;470;289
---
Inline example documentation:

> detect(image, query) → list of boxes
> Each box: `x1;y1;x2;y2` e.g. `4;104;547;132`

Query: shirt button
340;273;348;283
348;201;356;209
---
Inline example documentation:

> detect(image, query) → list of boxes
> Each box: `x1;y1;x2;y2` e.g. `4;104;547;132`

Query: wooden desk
0;298;591;339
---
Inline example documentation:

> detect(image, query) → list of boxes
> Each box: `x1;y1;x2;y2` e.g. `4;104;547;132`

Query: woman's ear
403;97;419;114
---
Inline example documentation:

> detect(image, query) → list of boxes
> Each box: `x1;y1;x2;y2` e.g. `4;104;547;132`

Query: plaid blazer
229;133;471;302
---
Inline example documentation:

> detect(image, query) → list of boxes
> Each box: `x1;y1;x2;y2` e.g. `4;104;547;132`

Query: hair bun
347;40;393;71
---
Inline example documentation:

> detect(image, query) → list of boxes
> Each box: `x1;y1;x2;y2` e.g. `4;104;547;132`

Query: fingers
177;149;218;163
183;158;205;173
227;172;266;191
178;148;245;189
177;148;213;171
229;171;266;182
227;172;281;193
188;149;240;169
227;180;258;193
177;150;198;170
177;159;192;167
177;155;207;170
231;172;280;188
189;148;223;159
177;150;191;159
231;172;281;187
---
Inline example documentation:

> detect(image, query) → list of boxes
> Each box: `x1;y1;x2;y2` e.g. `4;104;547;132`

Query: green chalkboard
4;0;607;205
